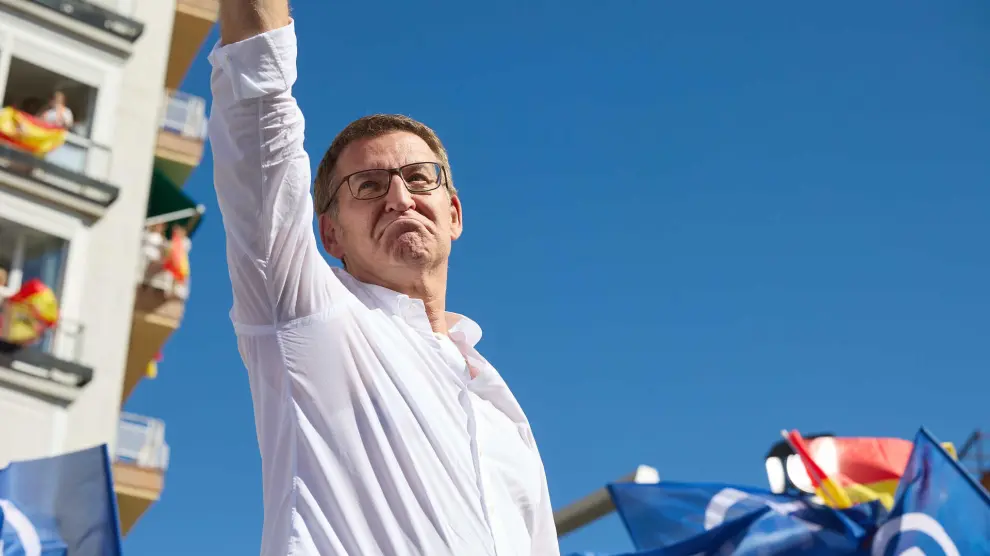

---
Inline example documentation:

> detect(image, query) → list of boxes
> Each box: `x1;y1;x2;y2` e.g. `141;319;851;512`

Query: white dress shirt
207;22;559;556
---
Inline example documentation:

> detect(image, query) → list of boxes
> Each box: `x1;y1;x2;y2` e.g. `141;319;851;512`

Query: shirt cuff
208;21;298;102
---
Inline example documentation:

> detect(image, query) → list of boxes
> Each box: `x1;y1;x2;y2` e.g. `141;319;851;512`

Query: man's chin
385;232;437;266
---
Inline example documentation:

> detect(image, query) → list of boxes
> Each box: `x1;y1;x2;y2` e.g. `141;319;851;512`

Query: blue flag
582;427;990;556
869;428;990;556
0;445;122;556
607;482;881;556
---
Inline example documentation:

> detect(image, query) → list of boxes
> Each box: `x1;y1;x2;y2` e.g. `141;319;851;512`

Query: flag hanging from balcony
162;228;190;284
0;279;59;346
0;107;67;156
0;445;122;556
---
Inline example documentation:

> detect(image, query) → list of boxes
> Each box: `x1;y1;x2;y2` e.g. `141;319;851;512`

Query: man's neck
352;264;450;335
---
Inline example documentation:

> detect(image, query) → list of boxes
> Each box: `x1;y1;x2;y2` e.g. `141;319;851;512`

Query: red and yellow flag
163;231;190;283
0;107;67;155
1;278;60;345
785;431;958;510
808;436;911;509
784;429;854;509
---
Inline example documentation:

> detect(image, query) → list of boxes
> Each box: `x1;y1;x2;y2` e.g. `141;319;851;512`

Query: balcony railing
0;317;93;399
0;294;87;365
160;90;207;140
0;136;117;207
116;412;169;471
43;132;113;182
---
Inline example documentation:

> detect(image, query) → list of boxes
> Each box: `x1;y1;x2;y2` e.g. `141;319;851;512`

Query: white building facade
0;0;213;534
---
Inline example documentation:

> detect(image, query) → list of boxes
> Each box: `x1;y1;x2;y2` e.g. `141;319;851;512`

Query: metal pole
554;465;659;537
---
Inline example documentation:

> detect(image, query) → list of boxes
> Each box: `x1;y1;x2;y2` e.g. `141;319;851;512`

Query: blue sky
122;1;990;554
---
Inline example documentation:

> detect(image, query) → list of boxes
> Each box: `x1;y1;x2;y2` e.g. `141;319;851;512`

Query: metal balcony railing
116;412;170;471
160;90;207;140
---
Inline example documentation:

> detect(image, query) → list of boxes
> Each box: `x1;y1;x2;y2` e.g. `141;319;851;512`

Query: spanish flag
808;436;911;509
163;233;190;283
783;429;854;509
1;278;59;345
0;107;67;155
785;430;959;510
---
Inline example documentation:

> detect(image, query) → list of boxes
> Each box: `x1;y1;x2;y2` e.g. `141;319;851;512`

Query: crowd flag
0;445;122;556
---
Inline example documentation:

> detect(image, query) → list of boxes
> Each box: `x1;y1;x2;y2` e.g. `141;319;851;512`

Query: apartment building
0;0;214;536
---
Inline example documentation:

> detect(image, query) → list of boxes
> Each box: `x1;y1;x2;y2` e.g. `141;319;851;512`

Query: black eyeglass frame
322;162;448;212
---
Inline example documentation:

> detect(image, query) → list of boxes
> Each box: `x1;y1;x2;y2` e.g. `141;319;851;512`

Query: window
0;218;69;300
0;218;70;352
3;57;97;137
1;57;100;176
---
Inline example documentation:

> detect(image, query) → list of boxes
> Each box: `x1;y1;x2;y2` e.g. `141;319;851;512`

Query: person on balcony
141;222;166;281
37;91;73;130
209;1;559;555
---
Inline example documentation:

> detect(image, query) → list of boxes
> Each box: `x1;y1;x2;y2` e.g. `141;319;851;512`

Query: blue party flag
869;428;990;556
0;445;122;556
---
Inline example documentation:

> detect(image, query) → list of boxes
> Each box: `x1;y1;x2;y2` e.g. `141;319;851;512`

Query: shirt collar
332;267;483;347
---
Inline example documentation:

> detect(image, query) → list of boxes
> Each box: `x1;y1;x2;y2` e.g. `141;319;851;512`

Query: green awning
146;168;204;237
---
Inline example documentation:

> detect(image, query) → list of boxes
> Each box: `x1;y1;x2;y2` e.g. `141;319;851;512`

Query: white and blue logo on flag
870;428;990;556
595;428;990;556
0;445;121;556
607;482;879;555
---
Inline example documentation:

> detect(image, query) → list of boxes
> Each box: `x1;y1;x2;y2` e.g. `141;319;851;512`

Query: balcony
155;90;207;187
1;57;119;212
0;218;92;404
121;170;202;403
0;321;90;405
15;0;144;56
0;133;118;211
113;412;169;535
165;0;218;90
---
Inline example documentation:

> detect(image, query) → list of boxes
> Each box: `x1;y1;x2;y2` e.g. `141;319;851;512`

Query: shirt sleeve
207;22;344;328
530;455;561;555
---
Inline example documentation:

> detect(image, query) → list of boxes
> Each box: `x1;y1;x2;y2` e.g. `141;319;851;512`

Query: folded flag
0;445;122;556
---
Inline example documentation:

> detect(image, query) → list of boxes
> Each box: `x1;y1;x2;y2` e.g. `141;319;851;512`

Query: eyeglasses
327;162;447;209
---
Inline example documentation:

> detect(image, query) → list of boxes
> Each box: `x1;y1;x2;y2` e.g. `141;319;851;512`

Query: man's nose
384;174;415;212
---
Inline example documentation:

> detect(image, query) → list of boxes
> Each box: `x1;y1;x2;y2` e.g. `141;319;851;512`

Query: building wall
63;0;178;453
0;0;177;465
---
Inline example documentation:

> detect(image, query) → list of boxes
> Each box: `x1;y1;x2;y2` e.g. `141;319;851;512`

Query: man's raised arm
218;0;289;45
209;1;337;327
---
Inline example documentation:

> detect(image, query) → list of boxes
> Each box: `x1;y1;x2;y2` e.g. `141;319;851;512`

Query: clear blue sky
122;2;990;554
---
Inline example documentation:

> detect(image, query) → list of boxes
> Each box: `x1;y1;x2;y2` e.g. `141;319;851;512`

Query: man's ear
449;194;463;241
318;212;345;259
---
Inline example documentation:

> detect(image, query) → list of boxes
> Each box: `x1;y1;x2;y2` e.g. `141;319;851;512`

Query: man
210;2;559;555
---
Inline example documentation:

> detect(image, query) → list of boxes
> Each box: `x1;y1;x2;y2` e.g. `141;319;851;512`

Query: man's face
320;131;463;280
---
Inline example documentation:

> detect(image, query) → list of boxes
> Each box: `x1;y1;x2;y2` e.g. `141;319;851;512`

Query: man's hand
218;0;291;45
